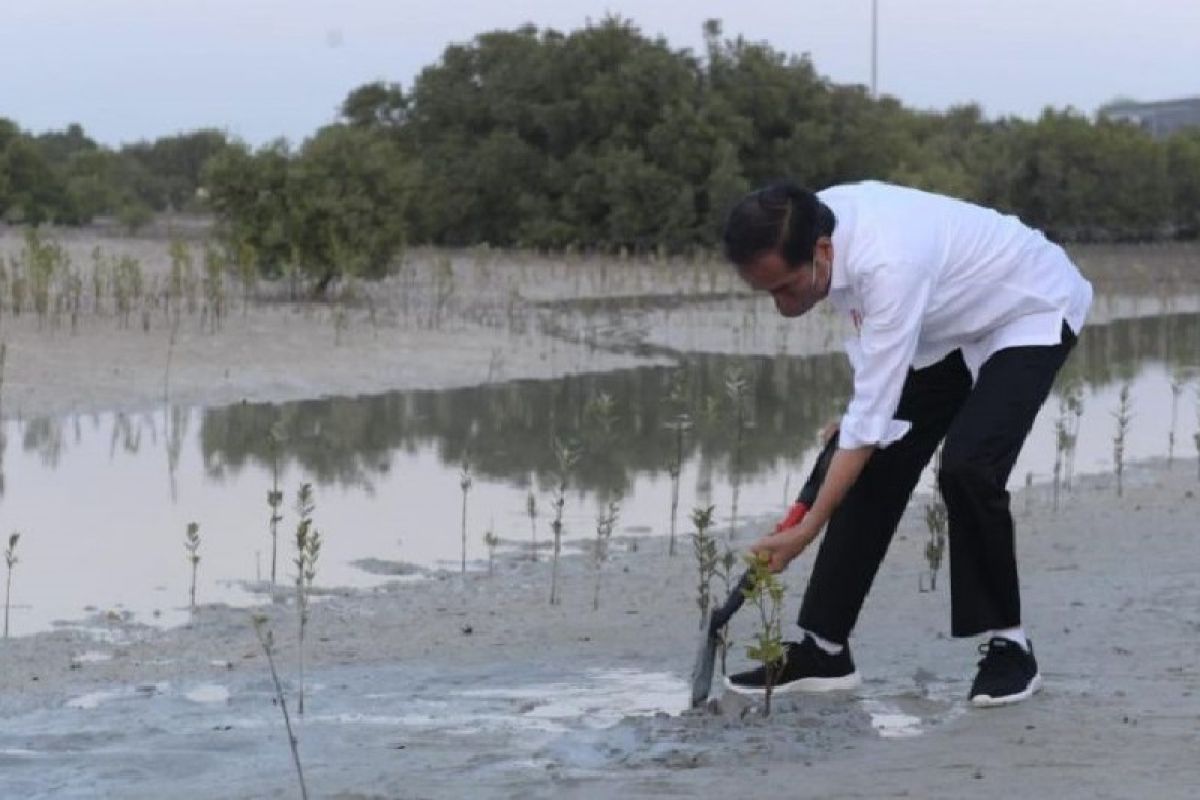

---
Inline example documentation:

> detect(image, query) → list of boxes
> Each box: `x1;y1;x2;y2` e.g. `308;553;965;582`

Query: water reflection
0;307;1196;637
195;310;1200;497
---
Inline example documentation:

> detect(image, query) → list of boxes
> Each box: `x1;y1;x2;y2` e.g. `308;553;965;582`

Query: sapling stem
252;615;309;800
184;523;200;610
549;438;580;606
483;522;498;577
459;461;472;575
4;532;19;639
592;500;619;611
1112;383;1133;497
1168;369;1185;465
267;423;286;587
666;413;690;557
525;489;538;562
724;367;750;541
920;502;948;592
294;483;321;715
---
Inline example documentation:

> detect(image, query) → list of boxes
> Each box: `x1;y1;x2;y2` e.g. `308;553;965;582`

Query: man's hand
749;527;809;573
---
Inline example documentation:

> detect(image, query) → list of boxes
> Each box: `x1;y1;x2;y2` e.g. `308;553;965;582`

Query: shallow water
2;307;1198;636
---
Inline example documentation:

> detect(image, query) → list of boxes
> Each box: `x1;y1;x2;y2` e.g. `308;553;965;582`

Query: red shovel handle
774;502;809;533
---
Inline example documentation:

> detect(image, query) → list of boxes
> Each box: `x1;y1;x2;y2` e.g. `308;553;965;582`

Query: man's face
736;250;823;318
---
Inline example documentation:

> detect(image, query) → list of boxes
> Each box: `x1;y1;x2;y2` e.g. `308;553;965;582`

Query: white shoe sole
971;673;1043;707
724;670;862;696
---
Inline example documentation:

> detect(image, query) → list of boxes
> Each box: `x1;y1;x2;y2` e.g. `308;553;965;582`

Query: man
721;180;1092;706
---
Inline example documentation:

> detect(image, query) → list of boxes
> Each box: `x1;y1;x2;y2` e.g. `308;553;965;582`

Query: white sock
800;627;844;655
989;626;1029;652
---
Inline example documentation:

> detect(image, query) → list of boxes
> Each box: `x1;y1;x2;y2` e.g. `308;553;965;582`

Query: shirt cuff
838;413;911;450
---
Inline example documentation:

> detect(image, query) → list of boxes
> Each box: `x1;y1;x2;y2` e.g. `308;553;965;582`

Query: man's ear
814;236;833;264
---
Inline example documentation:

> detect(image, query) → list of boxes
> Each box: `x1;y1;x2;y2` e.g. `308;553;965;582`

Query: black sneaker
969;637;1043;707
724;635;861;695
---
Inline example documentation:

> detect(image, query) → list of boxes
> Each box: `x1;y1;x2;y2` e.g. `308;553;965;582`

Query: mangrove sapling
1194;391;1200;482
294;483;322;715
742;551;786;717
665;374;692;557
4;532;19;639
1052;415;1067;513
1167;369;1188;466
459;461;472;576
202;244;227;333
185;523;201;610
1112;384;1133;497
526;489;538;561
267;423;286;587
592;500;620;611
724;366;751;541
549;438;580;606
920;501;948;592
251;614;309;800
484;522;499;577
167;238;190;322
1061;380;1084;491
691;505;718;629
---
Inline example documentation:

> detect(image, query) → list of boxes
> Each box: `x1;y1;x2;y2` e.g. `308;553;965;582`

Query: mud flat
1;458;1198;799
1;231;1198;798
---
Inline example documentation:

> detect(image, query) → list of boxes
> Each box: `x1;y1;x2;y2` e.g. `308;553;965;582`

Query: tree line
3;17;1200;282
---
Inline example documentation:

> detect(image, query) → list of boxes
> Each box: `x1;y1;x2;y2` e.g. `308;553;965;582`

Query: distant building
1099;96;1200;139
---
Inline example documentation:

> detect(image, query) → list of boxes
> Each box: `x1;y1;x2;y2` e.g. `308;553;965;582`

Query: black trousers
798;324;1077;641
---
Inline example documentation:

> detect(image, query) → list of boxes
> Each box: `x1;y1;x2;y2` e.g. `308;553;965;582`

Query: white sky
2;0;1198;147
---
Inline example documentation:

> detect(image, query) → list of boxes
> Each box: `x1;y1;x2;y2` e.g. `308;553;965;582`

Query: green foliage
293;482;321;715
203;126;413;285
690;505;717;628
742;551;786;716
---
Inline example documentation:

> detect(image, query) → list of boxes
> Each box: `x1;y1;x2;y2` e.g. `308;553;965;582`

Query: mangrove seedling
251;614;308;800
185;523;200;610
724;366;751;541
294;483;322;715
549;438;580;606
1052;415;1067;513
664;371;691;558
742;551;786;716
1194;390;1200;482
525;488;538;562
1112;383;1133;497
483;522;499;577
4;532;19;639
664;403;692;557
267;422;286;586
1168;368;1188;465
691;505;718;629
1061;379;1084;491
920;501;948;592
459;461;472;575
592;500;620;611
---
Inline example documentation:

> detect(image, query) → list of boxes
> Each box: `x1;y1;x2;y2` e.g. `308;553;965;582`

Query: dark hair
721;180;836;268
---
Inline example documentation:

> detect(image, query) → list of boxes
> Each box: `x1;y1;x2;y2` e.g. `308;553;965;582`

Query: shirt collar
827;196;852;292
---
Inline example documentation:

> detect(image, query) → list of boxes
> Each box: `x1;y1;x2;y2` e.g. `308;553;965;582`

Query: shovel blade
689;611;720;707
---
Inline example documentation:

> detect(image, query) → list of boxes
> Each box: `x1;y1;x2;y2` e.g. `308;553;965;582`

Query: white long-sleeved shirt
816;181;1093;450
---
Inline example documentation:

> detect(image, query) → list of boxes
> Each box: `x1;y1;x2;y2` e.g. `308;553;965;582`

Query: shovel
688;431;839;708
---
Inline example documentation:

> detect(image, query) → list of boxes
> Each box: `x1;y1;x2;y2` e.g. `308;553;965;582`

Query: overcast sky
3;0;1198;147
